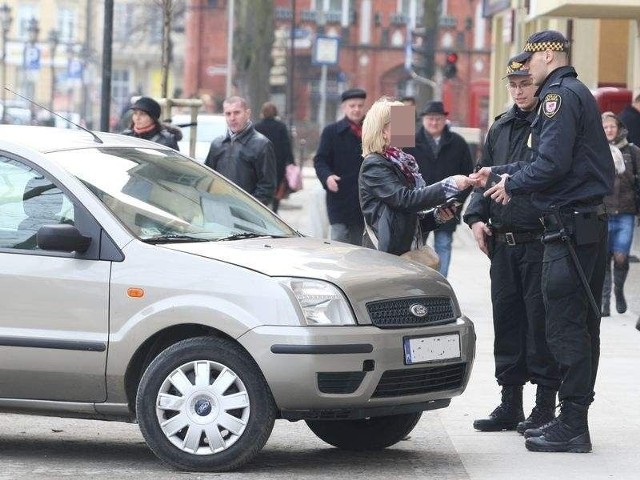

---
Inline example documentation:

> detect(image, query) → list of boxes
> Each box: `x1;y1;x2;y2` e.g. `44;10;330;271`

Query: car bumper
237;317;475;419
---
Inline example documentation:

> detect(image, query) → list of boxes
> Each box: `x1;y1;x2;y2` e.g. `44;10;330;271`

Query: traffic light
443;52;458;79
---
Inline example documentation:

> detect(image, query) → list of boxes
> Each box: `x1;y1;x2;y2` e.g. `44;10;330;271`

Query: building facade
183;0;493;151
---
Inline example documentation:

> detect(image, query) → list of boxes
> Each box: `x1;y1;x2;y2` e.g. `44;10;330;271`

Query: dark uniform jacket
359;153;443;255
406;125;474;232
314;117;364;226
205;124;277;205
122;123;182;151
499;66;614;210
254;118;294;185
464;105;543;231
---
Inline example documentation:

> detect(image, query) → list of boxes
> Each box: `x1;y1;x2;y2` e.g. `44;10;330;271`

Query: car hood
162;237;458;323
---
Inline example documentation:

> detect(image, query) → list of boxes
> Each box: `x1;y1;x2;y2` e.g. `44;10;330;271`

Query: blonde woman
359;98;473;255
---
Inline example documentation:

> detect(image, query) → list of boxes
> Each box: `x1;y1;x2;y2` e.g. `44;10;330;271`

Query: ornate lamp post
48;29;59;111
0;3;12;124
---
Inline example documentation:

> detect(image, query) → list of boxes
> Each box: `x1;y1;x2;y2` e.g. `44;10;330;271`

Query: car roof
0;125;171;154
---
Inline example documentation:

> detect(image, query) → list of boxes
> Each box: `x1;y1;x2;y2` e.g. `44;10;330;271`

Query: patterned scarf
383;147;426;188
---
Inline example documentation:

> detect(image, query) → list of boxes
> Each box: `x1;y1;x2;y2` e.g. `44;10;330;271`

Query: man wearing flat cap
465;54;559;436
314;88;368;245
405;100;473;277
472;30;614;453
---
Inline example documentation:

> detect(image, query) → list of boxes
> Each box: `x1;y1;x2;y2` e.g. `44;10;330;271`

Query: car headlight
279;278;355;326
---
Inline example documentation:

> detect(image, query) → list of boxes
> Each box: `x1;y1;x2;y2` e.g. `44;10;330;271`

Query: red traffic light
446;52;458;64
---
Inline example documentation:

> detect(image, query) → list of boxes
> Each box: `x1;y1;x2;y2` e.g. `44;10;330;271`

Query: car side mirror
37;224;92;253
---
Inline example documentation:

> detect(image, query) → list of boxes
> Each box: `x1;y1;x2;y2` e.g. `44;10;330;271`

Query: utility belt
540;204;607;245
491;226;544;246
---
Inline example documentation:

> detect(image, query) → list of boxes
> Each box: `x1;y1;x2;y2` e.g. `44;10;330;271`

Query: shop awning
529;0;640;19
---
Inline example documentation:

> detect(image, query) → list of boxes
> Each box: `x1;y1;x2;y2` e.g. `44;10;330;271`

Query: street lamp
48;29;59;112
24;17;39;123
0;3;12;124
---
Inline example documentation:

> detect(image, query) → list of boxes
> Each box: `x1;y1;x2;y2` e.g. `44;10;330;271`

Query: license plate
403;334;460;364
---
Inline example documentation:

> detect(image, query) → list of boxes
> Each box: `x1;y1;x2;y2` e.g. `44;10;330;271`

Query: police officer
472;30;614;453
465;55;560;434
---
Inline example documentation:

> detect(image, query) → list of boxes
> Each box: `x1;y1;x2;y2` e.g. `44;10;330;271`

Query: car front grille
317;372;366;394
372;363;466;398
366;296;455;328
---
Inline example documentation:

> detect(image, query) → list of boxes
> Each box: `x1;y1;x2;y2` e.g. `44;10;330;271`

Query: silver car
0;126;475;472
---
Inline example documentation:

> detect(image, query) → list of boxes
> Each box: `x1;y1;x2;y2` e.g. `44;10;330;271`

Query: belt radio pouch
573;211;600;245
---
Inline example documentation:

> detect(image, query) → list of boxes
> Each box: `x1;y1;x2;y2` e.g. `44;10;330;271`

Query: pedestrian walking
121;96;181;151
406;101;474;277
254;102;295;213
359;98;472;255
464;54;560;434
314;88;367;245
205;96;277;206
600;111;640;316
618;93;640;146
472;30;615;453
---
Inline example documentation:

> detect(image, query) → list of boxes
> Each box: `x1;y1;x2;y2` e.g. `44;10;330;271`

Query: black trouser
490;239;560;389
541;215;608;405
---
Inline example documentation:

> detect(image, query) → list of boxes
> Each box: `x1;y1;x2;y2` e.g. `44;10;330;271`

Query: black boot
613;258;629;314
517;385;557;434
601;257;611;317
525;401;591;453
473;385;524;431
636;316;640;332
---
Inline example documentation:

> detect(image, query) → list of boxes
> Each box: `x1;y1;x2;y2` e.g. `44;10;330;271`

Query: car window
48;147;297;242
0;156;75;250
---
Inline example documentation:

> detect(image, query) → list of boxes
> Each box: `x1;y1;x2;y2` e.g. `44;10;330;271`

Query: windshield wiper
216;232;284;241
142;234;210;244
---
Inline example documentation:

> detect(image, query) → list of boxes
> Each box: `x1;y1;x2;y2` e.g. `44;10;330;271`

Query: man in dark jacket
314;88;367;245
205;96;277;206
254;102;294;213
406;101;473;276
475;30;615;453
619;93;640;146
464;54;560;435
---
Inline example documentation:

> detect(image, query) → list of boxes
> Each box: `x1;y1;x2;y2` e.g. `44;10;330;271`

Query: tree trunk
233;0;274;115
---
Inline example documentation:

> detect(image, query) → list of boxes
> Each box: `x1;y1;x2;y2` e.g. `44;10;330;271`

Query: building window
17;5;38;41
113;4;134;43
57;8;76;43
112;69;131;117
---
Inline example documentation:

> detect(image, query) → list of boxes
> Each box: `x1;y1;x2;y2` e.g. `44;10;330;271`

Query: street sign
313;36;339;66
23;44;41;71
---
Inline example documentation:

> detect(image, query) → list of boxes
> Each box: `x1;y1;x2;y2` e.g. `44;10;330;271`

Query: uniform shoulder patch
543;93;562;118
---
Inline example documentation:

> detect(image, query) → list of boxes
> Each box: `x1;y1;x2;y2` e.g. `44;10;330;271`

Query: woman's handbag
364;222;440;270
285;163;303;192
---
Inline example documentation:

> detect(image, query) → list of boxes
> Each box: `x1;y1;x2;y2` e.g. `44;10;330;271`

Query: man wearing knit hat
472;30;615;453
465;53;559;437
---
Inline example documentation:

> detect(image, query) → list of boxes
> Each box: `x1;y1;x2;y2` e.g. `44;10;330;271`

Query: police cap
519;30;570;61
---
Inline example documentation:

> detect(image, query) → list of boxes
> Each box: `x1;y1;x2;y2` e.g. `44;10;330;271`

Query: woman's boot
613;257;629;314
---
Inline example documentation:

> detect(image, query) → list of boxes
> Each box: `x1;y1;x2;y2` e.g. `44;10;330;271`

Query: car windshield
48;147;298;242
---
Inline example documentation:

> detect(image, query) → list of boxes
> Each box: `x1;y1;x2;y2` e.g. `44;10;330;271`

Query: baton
546;210;601;318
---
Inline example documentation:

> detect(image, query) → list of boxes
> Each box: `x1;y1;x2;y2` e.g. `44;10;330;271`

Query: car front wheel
136;336;275;472
306;412;422;450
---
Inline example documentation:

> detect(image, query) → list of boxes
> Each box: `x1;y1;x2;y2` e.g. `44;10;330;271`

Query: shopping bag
285;163;303;192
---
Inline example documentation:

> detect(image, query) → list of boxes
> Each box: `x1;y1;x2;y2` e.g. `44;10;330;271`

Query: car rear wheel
306;412;422;450
136;336;275;472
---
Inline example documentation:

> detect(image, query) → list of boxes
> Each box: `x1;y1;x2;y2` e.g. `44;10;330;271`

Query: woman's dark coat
359;153;445;255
